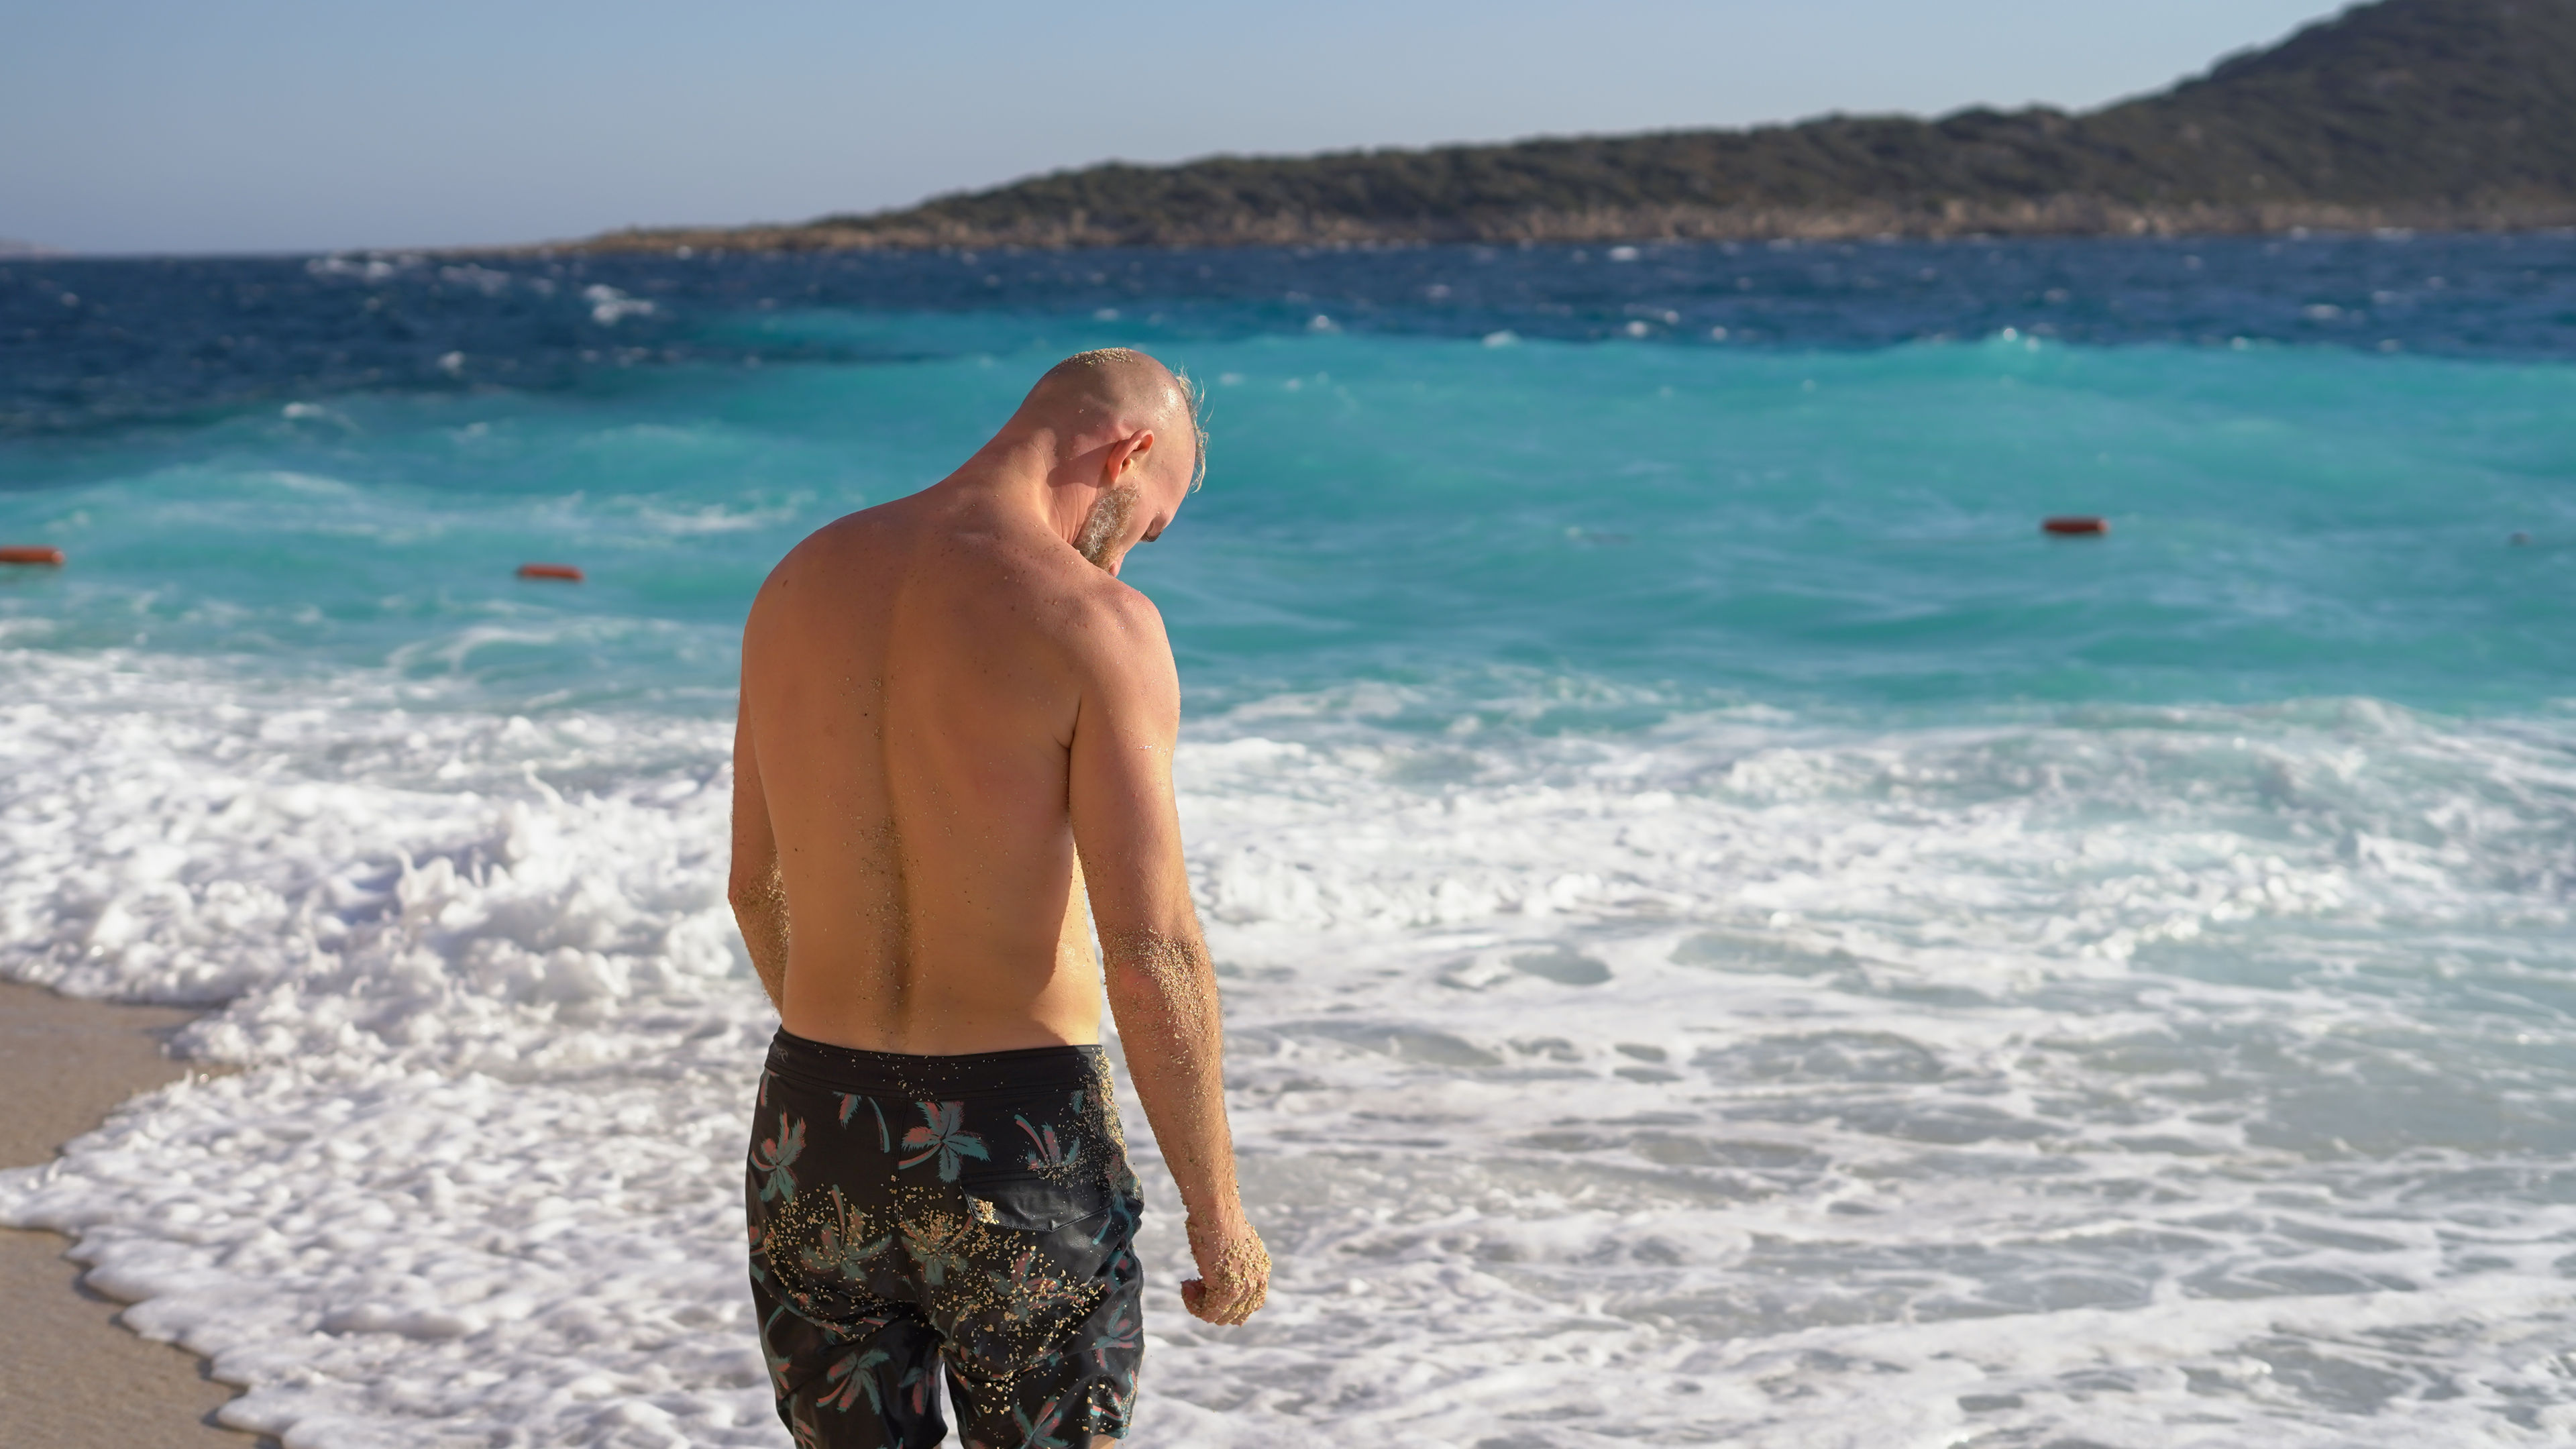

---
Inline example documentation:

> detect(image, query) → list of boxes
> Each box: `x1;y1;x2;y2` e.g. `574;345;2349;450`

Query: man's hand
1181;1216;1271;1326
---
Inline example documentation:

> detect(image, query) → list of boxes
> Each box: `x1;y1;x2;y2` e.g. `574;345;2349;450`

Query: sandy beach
0;980;256;1448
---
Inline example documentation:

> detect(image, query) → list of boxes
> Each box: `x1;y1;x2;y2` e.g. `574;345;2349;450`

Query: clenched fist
1181;1216;1271;1326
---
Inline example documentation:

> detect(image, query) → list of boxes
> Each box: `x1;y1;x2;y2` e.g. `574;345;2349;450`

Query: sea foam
6;648;2574;1446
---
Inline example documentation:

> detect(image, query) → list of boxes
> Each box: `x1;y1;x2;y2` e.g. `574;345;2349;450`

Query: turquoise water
3;243;2575;1448
7;318;2574;717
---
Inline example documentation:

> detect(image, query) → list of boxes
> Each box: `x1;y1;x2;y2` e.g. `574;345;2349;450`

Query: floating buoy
517;562;584;582
2042;517;2108;537
0;545;64;566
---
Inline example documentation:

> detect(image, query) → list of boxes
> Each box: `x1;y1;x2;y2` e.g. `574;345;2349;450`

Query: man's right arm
729;698;791;1013
1067;591;1269;1326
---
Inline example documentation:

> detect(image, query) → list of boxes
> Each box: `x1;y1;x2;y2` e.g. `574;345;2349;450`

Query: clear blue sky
3;0;2347;256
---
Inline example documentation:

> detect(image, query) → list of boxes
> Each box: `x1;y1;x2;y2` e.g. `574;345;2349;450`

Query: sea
2;233;2573;1448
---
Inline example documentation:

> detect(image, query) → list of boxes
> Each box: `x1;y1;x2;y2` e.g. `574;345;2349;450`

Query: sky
3;0;2349;256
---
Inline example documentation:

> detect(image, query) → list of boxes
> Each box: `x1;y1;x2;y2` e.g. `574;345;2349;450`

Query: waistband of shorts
765;1028;1108;1098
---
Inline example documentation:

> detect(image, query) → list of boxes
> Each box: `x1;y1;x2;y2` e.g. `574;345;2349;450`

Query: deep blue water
11;232;2576;433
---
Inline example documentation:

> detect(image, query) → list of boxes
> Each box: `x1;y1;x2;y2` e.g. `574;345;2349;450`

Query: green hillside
577;0;2576;252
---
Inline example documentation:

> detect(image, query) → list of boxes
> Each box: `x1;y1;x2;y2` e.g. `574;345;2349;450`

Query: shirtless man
729;349;1268;1449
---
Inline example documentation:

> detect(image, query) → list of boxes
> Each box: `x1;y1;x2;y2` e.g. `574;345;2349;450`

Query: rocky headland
566;0;2576;252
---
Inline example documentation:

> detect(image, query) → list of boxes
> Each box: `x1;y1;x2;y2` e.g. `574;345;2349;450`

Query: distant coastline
549;0;2576;255
567;197;2576;256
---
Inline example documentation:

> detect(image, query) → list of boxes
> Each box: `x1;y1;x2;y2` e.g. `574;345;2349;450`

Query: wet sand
0;979;260;1448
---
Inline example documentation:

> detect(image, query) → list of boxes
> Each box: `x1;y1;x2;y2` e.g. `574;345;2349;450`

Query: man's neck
943;429;1084;548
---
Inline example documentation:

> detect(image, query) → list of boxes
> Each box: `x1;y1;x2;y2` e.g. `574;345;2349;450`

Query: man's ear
1103;429;1156;486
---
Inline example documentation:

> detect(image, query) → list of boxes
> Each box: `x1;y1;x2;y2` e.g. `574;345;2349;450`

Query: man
729;348;1268;1449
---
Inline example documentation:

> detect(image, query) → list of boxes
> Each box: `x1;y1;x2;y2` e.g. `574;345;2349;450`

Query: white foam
5;652;2574;1445
583;286;657;327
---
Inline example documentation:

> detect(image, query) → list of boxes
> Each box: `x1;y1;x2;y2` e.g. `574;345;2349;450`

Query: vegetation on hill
576;0;2576;252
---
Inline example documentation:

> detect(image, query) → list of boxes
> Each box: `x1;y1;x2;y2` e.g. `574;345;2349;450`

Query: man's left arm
729;704;790;1011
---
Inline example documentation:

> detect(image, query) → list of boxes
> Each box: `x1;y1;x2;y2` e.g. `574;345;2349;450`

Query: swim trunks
747;1029;1146;1448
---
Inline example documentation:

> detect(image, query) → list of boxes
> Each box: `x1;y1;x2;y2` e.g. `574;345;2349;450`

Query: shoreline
0;979;260;1448
540;201;2576;258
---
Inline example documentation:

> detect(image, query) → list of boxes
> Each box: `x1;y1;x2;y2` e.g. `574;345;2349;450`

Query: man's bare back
730;350;1265;1447
737;440;1148;1056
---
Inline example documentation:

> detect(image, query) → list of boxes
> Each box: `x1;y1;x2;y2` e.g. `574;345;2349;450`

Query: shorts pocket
963;1172;1110;1234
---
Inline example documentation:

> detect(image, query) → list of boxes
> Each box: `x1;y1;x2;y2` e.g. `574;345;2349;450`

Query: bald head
959;347;1210;576
1017;348;1206;492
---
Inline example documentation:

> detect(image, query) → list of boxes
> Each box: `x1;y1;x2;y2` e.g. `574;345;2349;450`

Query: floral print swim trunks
748;1030;1146;1448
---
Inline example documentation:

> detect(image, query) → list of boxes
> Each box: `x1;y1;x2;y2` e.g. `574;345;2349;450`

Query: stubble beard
1074;485;1141;570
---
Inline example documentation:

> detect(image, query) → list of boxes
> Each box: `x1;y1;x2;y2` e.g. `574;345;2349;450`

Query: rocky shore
571;197;2576;255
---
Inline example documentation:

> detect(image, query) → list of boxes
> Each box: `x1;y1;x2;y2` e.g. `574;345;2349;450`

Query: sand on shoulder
0;979;262;1448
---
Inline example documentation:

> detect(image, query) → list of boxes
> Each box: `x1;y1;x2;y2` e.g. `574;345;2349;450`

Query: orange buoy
517;562;584;582
0;545;65;566
2042;516;2108;537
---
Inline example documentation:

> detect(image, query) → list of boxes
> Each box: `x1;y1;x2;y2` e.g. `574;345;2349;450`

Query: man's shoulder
1027;555;1171;662
753;500;903;596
